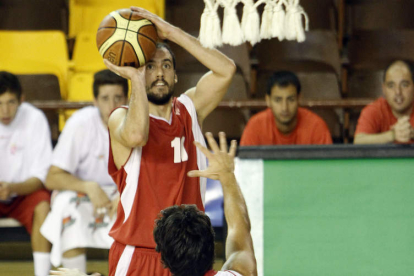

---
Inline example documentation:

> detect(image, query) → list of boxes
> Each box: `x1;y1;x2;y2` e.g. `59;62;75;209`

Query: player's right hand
392;116;412;143
85;182;111;216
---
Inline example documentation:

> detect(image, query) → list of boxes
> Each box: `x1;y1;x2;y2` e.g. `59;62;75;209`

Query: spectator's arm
354;131;395;144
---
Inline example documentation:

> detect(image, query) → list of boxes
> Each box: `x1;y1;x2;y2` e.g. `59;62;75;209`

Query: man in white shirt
40;69;128;272
0;71;52;276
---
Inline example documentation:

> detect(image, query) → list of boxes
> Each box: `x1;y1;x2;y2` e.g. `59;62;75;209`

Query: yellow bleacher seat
0;31;69;99
72;32;106;72
69;0;165;38
60;72;95;130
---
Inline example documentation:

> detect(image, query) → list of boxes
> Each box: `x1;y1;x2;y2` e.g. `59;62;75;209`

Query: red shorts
0;189;50;234
109;241;171;276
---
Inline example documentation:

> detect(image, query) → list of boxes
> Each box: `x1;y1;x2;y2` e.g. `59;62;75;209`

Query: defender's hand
188;132;237;180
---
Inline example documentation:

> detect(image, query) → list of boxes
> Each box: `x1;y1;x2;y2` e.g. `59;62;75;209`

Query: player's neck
149;100;173;121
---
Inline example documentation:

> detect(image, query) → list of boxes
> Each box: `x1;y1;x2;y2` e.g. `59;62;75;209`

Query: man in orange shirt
354;60;414;144
240;71;332;145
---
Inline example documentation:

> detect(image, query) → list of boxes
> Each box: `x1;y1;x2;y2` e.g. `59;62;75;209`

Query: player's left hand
0;182;11;201
130;6;174;40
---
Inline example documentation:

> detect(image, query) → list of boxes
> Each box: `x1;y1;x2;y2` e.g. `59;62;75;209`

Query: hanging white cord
200;0;222;48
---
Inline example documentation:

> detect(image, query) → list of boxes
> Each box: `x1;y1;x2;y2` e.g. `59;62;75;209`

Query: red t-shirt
108;95;207;248
355;97;414;137
240;107;332;145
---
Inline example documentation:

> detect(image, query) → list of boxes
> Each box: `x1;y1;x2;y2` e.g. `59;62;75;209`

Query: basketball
96;9;158;68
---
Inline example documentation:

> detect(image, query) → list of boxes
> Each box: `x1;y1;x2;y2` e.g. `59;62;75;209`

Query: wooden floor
0;259;224;276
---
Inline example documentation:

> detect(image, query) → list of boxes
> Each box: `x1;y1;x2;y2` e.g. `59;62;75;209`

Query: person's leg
62;248;87;273
32;200;52;276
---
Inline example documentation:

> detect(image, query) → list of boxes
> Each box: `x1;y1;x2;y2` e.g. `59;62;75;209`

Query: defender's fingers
229;140;237;157
188;170;219;180
205;132;220;153
219;132;228;152
194;141;213;159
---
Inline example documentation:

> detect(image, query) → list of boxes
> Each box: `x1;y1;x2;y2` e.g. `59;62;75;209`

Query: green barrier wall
263;158;414;275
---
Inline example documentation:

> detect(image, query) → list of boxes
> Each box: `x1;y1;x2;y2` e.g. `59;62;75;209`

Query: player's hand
85;182;111;216
106;194;119;219
0;182;11;201
392;116;411;143
188;132;237;180
130;6;173;40
104;59;146;82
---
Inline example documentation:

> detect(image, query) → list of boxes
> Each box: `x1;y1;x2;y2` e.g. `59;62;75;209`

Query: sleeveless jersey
108;95;207;247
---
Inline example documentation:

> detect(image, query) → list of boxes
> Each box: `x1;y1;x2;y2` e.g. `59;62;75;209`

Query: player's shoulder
19;102;48;123
360;97;388;118
248;108;272;123
299;108;325;122
67;106;100;125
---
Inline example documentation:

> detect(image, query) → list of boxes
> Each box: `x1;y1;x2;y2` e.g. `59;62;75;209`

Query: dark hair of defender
267;70;301;96
0;71;22;99
93;69;129;98
153;205;215;276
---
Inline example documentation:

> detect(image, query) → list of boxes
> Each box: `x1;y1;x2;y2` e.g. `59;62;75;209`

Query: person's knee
63;248;86;258
33;201;50;220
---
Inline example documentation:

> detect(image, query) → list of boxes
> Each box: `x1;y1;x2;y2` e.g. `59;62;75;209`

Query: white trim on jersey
115;245;135;276
121;147;142;223
217;271;243;276
177;94;208;206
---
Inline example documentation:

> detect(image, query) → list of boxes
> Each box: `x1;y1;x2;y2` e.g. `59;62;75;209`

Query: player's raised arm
131;7;236;124
104;60;149;167
188;132;257;276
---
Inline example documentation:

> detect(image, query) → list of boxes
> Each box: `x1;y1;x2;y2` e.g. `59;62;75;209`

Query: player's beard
146;81;175;105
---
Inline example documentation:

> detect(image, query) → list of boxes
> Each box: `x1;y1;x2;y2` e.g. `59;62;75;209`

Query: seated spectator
0;71;52;276
240;71;332;145
354;60;414;144
40;70;128;272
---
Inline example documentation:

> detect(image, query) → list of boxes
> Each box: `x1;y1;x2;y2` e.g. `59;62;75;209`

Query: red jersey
240;108;332;145
355;97;414;143
108;95;207;248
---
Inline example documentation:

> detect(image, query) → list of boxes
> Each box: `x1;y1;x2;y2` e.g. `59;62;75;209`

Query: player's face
383;62;414;116
0;91;20;126
266;84;299;126
145;47;177;105
94;84;127;126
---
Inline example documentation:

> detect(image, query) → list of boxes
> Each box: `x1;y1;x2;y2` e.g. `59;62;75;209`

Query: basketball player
50;133;257;276
40;70;128;272
0;71;52;276
103;6;236;276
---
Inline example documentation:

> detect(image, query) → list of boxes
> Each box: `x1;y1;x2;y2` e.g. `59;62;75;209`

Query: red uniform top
355;97;414;143
240;108;332;145
108;95;207;248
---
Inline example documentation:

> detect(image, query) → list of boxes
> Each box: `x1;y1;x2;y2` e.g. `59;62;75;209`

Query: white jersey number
171;136;188;163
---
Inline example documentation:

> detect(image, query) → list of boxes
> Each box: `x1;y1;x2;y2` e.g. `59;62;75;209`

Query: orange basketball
96;9;158;68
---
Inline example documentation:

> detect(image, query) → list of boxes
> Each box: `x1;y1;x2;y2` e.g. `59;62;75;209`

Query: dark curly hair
0;71;22;99
153;205;215;276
